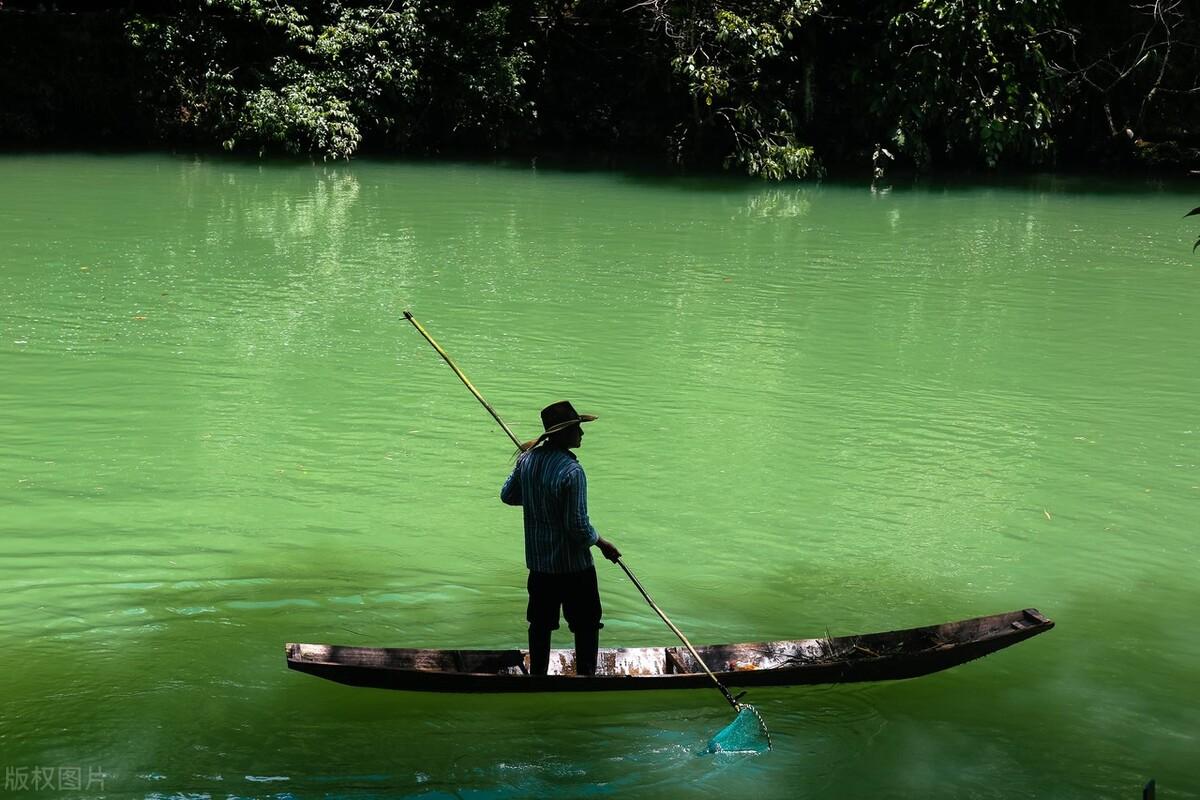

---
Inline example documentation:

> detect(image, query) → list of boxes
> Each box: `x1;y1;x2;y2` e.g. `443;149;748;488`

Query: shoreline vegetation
2;2;1198;180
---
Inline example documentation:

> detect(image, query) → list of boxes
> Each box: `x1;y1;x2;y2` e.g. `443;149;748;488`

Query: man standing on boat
500;400;621;677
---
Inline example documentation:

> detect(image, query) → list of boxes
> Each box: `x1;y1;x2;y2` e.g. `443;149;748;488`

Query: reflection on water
736;187;815;219
1;154;1198;799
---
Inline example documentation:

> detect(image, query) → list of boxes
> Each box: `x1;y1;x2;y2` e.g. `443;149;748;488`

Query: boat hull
286;608;1053;693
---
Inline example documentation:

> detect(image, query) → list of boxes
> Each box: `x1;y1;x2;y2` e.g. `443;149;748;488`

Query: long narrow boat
285;608;1052;693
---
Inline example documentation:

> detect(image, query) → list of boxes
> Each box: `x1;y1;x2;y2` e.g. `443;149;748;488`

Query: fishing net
705;704;772;754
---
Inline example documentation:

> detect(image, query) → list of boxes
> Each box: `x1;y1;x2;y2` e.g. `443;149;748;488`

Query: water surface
1;154;1197;798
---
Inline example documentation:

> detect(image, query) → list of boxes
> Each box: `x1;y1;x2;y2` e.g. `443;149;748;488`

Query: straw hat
539;400;597;436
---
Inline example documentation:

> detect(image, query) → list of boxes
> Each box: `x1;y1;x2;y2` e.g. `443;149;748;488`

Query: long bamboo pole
615;557;740;710
402;310;525;451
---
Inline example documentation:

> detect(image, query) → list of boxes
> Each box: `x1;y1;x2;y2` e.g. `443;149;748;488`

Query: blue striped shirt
500;445;599;573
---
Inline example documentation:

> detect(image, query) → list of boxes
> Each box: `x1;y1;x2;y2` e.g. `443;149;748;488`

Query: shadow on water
11;147;1198;201
9;525;1196;799
0;550;1014;798
1;547;876;797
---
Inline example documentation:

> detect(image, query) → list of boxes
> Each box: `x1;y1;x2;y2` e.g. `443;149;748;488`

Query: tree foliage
126;0;534;159
878;0;1060;168
2;0;1198;177
631;0;822;178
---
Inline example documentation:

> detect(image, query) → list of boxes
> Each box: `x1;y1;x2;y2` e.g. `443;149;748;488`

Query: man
500;400;621;676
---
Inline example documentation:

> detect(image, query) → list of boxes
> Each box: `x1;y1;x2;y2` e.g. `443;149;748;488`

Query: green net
704;705;771;754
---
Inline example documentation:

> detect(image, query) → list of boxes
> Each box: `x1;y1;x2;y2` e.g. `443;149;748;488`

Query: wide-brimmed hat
540;400;597;435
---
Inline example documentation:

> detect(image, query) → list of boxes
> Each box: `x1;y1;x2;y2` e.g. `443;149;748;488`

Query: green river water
1;154;1197;799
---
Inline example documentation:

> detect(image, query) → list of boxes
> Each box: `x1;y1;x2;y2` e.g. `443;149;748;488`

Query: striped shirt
500;445;599;573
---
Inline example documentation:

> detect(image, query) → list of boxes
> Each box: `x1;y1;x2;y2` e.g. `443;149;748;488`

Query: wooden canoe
285;608;1052;693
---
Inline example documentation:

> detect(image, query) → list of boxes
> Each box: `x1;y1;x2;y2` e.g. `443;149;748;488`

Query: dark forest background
2;1;1198;177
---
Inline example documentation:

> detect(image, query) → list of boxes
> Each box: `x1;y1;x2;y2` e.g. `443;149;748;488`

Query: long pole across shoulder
403;311;525;452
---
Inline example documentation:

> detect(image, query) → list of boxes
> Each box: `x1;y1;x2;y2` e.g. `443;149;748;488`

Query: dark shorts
527;566;603;633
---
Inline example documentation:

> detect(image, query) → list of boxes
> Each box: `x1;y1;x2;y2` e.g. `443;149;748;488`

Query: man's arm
561;468;600;548
500;466;522;506
560;470;622;561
